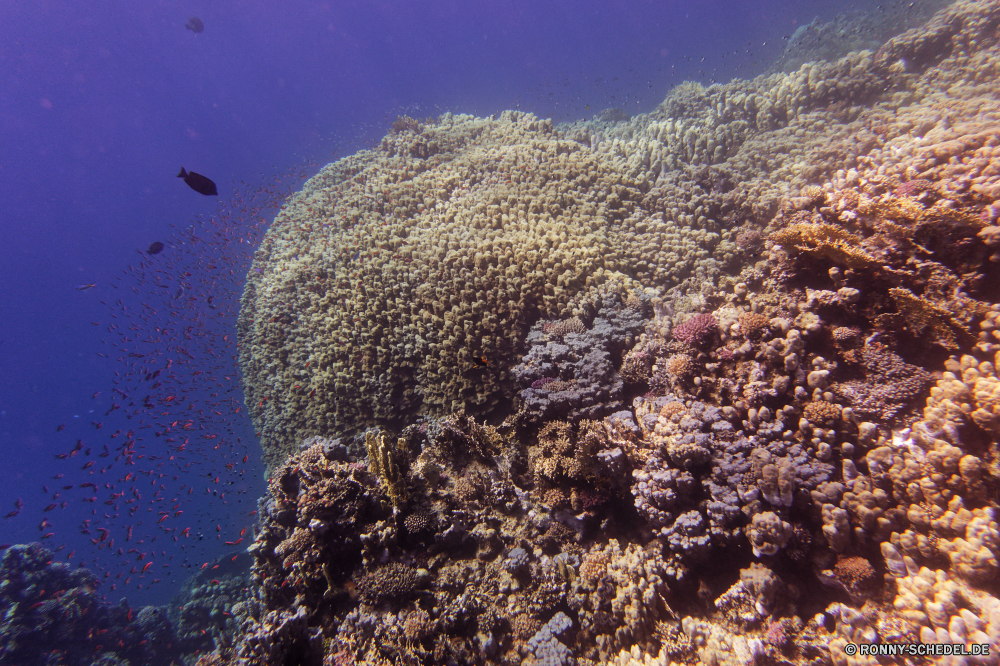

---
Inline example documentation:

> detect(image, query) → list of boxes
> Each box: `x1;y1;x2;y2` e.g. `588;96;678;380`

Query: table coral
770;222;877;271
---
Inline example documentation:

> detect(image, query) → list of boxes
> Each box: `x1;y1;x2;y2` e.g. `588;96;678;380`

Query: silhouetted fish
177;168;218;196
185;17;204;33
147;242;164;255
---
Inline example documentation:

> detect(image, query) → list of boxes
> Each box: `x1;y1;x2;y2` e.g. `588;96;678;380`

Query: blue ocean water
0;0;923;628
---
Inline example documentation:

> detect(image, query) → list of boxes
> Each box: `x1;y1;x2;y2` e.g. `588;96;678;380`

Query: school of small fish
4;167;315;602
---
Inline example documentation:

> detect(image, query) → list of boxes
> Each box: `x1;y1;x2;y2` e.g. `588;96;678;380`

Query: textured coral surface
202;1;1000;664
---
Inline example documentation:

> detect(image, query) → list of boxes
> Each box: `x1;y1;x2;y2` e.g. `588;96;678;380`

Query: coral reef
513;290;650;426
239;113;689;474
166;552;255;656
0;543;185;666
219;2;1000;665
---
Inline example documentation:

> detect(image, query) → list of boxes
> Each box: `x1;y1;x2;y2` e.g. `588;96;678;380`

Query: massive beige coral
238;112;722;473
240;0;1000;477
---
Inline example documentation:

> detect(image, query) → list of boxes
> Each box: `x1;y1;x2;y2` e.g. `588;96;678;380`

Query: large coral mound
229;2;1000;663
241;0;1000;476
238;112;719;473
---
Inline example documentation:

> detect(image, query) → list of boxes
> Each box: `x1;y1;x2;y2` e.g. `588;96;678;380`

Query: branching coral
365;430;407;510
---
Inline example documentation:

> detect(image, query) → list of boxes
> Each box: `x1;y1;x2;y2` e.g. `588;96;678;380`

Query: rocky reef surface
0;543;183;666
218;1;1000;664
0;542;254;666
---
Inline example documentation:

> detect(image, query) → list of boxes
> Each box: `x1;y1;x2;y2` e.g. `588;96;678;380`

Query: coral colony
7;1;1000;665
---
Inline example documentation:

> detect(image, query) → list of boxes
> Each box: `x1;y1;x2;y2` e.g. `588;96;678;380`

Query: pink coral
893;179;936;199
672;314;718;347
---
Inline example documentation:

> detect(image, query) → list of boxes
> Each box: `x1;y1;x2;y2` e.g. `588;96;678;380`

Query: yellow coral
770;222;877;270
529;420;595;482
365;430;406;509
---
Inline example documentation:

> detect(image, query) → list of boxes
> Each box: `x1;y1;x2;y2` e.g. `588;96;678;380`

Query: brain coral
238;111;723;473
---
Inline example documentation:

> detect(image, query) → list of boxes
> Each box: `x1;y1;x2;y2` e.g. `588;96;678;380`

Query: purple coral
513;294;647;424
894;179;936;198
531;376;559;389
672;314;718;347
525;612;574;666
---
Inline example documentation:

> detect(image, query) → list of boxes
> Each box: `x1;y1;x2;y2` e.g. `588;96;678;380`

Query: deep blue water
1;0;898;608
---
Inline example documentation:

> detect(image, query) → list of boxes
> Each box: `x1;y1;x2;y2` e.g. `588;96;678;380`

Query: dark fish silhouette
185;17;204;33
147;242;164;255
472;355;489;367
178;168;218;196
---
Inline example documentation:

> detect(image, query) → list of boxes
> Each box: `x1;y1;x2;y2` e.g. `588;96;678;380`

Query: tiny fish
185;17;204;33
472;355;489;367
147;242;164;255
177;167;218;196
76;283;96;291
